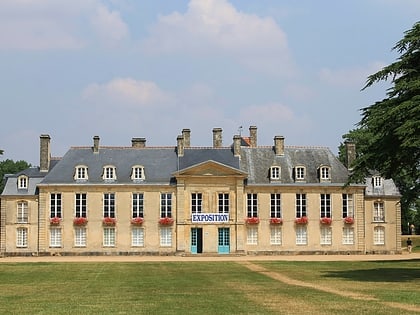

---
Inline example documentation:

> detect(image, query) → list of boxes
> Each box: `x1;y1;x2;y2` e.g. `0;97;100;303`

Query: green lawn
0;260;419;314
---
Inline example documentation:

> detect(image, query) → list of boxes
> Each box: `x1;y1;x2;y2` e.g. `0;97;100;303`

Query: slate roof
365;177;401;197
179;148;239;170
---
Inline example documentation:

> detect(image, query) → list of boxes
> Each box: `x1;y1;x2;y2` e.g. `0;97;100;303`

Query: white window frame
247;227;258;245
103;193;115;218
374;226;385;245
247;193;258;217
296;226;307;245
295;166;305;181
74;227;87;247
160;227;172;247
16;227;28;248
102;165;117;181
103;227;116;247
50;227;62;247
270;166;280;180
191;193;202;214
17;201;28;223
75;193;87;218
320;194;331;218
74;165;88;181
270;193;281;218
132;193;144;218
342;194;354;218
270;226;282;245
18;175;28;189
296;193;307;218
342;227;354;245
373;176;382;188
319;166;331;181
218;193;229;214
131;165;145;181
132;227;144;247
50;193;62;218
320;226;332;245
373;202;385;222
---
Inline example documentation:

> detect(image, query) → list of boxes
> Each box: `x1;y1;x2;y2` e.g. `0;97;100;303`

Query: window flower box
295;216;308;224
73;217;88;226
50;217;61;225
270;217;283;225
159;217;174;225
103;217;116;226
131;217;144;225
246;217;260;224
344;216;354;224
320;217;332;225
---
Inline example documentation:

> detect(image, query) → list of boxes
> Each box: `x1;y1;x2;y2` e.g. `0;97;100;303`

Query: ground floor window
270;226;282;245
373;226;385;245
103;227;116;247
160;227;172;247
74;227;87;247
132;227;144;246
247;227;258;245
342;227;354;245
16;227;28;248
296;226;307;245
50;228;62;247
320;227;332;245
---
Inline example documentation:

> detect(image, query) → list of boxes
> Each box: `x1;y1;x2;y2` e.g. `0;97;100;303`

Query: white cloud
141;0;294;76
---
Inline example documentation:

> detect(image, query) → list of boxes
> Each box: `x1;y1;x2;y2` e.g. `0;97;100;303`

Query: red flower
50;217;61;225
159;217;174;225
131;217;144;225
295;216;308;224
270;218;283;224
320;217;332;225
344;216;354;224
103;217;116;226
73;217;88;226
246;217;260;224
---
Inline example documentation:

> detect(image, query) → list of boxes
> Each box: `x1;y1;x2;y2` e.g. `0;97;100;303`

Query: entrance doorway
218;227;230;254
191;228;203;254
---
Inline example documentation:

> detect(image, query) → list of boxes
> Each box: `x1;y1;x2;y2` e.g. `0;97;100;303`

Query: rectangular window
160;227;172;246
74;227;87;247
18;176;28;189
320;227;332;245
270;193;281;218
75;167;87;180
374;226;385;245
17;201;28;223
296;226;307;245
191;193;202;214
342;194;354;218
271;167;280;180
132;227;144;246
270;227;282;245
247;193;258;217
218;193;229;214
50;228;62;247
16;228;28;247
132;193;144;218
320;167;330;180
342;227;354;245
160;193;172;218
247;227;258;245
373;202;385;222
296;194;307;218
75;193;87;218
50;193;62;218
295;167;305;180
103;227;115;247
104;167;116;180
320;194;331;218
103;193;115;218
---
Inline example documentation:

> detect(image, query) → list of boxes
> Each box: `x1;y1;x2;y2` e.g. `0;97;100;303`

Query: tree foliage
341;21;420;230
0;159;31;193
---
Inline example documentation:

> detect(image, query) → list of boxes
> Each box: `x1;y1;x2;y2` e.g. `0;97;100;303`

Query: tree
341;21;420;233
0;159;31;193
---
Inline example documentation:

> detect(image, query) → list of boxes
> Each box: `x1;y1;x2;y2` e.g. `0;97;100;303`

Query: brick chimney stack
345;141;356;170
233;135;241;157
132;137;146;148
93;136;100;153
213;128;222;148
249;126;257;147
177;135;184;157
39;134;51;173
182;129;191;147
274;136;285;156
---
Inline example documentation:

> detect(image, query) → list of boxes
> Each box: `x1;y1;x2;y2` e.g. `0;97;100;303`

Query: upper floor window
320;194;331;218
247;193;258;217
102;165;117;181
373;176;382;188
75;193;87;218
270;166;281;180
17;175;28;189
270;193;281;218
319;166;331;182
296;193;307;218
373;201;385;222
17;201;28;223
103;193;115;218
160;193;172;218
342;194;354;218
74;165;88;181
294;166;306;181
218;193;229;214
132;193;144;218
50;193;62;218
191;193;202;214
131;165;145;181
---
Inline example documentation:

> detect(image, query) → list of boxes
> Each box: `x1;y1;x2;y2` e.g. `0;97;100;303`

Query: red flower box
320;217;332;225
295;216;308;224
159;217;174;225
50;217;61;225
73;217;88;226
103;217;116;226
246;217;260;224
344;216;354;224
270;218;283;225
131;217;144;225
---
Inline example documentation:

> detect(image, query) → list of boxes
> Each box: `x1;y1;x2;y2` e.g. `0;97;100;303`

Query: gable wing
173;160;247;178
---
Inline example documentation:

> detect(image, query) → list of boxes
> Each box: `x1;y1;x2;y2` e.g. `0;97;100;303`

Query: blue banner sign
191;213;229;223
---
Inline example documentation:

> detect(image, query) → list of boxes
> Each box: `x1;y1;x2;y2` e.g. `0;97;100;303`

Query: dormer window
294;166;306;181
373;176;382;188
131;165;145;181
74;165;88;181
102;165;117;181
270;166;281;180
17;175;28;189
319;166;331;182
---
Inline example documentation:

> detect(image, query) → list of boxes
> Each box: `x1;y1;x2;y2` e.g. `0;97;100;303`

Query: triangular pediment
173;160;247;178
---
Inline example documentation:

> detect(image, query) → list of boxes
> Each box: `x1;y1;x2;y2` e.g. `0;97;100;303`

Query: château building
0;127;401;256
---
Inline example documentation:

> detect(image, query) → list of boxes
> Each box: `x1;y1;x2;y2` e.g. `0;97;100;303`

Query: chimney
177;135;184;157
233;135;241;157
93;136;100;153
132;137;146;148
345;141;356;170
213;128;222;148
182;129;191;147
39;134;51;172
274;136;285;156
249;126;257;147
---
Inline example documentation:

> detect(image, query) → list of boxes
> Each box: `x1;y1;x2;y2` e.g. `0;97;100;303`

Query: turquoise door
218;228;230;254
191;228;202;254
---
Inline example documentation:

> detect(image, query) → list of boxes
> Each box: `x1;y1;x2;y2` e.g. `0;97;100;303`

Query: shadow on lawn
323;264;420;282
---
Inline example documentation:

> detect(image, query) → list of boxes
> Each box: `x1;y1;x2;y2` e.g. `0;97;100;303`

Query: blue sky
0;0;418;165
